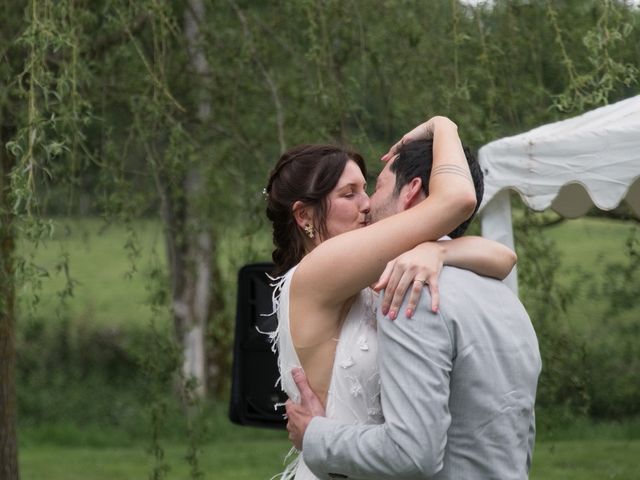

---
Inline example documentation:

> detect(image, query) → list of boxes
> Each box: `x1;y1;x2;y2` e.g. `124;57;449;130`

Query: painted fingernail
382;306;389;315
405;308;413;318
389;310;396;320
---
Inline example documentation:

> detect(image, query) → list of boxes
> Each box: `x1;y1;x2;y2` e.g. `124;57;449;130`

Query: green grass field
18;218;169;329
20;433;290;480
544;216;638;335
17;412;640;479
17;434;640;479
15;215;640;479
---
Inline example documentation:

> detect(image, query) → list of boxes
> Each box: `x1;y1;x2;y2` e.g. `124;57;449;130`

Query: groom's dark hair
390;139;483;238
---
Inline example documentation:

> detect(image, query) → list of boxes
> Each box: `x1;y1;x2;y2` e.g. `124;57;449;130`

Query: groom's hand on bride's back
285;367;326;450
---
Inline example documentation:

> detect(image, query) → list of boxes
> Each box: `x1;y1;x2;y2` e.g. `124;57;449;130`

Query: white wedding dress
270;265;383;480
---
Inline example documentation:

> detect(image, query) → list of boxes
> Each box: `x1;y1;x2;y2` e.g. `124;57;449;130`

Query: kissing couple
264;116;541;479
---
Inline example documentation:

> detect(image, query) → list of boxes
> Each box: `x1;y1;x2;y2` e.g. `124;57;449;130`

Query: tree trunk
170;227;211;399
0;124;19;480
156;0;218;399
154;159;213;399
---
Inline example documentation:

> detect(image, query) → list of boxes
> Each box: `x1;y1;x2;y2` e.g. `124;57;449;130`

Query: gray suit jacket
303;267;541;479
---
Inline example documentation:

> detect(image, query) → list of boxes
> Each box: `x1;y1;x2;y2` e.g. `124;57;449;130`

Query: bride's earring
304;224;315;239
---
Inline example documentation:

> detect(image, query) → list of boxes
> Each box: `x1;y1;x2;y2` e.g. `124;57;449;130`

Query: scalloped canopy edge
478;95;640;218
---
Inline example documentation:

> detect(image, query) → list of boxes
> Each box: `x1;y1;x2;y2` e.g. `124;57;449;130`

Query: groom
286;139;542;479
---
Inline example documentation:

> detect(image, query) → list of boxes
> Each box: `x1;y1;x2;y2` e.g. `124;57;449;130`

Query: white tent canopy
479;95;640;293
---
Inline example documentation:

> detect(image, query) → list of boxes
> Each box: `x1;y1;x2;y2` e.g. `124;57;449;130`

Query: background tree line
1;0;639;478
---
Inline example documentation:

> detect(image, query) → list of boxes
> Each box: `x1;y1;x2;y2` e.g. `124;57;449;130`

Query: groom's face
369;159;402;223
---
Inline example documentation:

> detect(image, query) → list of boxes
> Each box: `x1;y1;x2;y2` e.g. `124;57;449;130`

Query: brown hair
391;139;483;238
265;144;366;276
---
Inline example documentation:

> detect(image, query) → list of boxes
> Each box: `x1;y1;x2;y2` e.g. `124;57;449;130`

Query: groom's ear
292;201;314;230
402;177;425;209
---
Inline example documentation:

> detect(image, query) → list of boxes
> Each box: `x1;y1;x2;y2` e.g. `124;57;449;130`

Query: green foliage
5;0;640;248
602;226;640;316
17;315;148;435
548;0;639;112
515;207;590;415
587;225;640;417
541;218;640;419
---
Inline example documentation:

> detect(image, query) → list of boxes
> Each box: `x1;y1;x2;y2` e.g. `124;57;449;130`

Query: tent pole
481;190;518;294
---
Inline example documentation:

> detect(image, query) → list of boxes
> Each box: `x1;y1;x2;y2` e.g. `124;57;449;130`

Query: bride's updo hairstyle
266;144;366;276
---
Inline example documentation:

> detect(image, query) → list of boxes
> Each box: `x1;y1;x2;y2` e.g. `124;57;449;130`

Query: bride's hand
381;116;456;162
372;242;444;319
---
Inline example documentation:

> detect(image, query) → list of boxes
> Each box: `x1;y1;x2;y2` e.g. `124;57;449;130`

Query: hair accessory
304;224;315;239
262;187;268;199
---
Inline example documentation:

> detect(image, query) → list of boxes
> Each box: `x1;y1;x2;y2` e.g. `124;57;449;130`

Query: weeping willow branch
228;0;286;153
115;7;185;113
24;0;40;215
474;6;498;136
548;0;638;112
91;13;150;56
547;0;582;92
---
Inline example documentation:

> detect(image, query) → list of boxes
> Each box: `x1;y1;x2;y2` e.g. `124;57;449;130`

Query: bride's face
323;160;370;239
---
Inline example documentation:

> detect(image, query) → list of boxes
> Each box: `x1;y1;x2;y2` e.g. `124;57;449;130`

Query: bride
264;116;514;479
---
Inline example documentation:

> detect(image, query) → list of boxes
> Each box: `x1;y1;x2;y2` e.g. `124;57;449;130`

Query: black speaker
229;262;288;429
